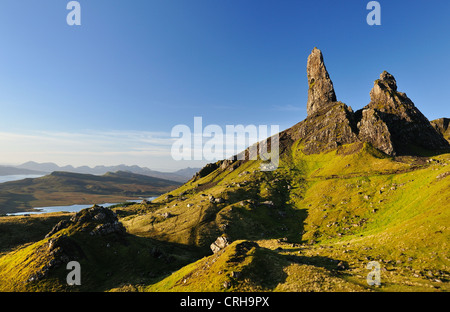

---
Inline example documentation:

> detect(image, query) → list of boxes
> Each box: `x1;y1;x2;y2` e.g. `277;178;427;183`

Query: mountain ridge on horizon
2;161;201;183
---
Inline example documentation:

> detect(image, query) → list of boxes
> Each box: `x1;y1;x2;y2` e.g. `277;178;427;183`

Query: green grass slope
119;141;449;292
0;206;202;292
145;240;367;292
1;140;448;292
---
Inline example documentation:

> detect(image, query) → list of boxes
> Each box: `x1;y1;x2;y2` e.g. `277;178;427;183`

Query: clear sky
0;0;449;171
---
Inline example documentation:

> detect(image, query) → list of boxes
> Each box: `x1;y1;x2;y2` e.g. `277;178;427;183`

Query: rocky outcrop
27;206;127;283
46;205;126;238
189;48;449;182
306;47;337;116
356;71;450;155
289;48;450;156
192;162;219;181
289;101;359;154
356;107;394;155
431;118;450;143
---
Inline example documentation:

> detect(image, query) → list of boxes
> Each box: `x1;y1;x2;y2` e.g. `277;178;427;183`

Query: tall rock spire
306;47;337;116
289;48;449;156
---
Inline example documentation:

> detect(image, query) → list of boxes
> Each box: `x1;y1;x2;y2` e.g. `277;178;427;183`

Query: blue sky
0;0;449;170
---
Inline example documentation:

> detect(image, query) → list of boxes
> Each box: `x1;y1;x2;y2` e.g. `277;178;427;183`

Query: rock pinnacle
306;47;337;116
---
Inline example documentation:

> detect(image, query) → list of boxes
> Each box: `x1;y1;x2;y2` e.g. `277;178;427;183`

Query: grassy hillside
0;206;203;292
0;212;72;255
119;142;449;292
0;171;181;214
0;141;448;292
145;240;368;292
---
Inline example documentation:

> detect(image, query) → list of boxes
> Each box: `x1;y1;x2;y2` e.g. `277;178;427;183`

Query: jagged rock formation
26;206;126;283
431;118;450;143
46;205;126;238
201;48;448;163
306;47;337;116
290;48;450;156
356;71;450;155
288;101;359;154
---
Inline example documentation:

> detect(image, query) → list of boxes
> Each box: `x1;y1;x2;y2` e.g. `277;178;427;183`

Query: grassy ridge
0;141;448;292
123;142;450;291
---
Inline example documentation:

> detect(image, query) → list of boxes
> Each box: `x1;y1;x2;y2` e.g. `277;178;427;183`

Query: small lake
7;197;157;216
0;174;45;183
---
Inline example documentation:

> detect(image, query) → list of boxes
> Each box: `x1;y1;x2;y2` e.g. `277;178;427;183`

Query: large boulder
210;235;231;254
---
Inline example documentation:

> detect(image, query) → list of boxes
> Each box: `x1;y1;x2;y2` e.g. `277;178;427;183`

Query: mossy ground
0;141;449;292
120;142;448;292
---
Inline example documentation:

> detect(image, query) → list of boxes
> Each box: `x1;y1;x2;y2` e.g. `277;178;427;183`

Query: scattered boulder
436;171;450;180
261;200;275;207
214;197;225;204
336;261;348;270
210;235;232;254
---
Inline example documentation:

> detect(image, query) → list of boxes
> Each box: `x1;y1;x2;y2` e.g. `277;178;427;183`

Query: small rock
336;261;347;270
214;197;225;204
261;200;275;207
231;271;241;279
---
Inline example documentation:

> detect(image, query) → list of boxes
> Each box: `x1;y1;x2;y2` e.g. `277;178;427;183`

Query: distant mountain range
0;162;200;183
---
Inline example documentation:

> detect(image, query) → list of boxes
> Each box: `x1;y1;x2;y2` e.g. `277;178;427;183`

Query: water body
7;197;157;216
0;174;45;183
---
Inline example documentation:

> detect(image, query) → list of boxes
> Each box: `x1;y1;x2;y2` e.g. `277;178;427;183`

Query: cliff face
291;48;450;156
431;118;450;143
